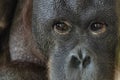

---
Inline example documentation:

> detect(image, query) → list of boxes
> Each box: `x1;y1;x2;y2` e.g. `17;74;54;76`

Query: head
32;0;118;80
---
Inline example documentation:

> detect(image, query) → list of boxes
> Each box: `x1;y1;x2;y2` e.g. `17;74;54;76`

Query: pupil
56;23;68;31
91;23;103;31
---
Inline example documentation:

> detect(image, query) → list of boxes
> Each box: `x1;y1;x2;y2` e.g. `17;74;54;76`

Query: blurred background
116;0;120;70
115;1;120;79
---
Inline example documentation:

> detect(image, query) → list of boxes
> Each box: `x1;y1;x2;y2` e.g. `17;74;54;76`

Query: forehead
33;0;115;21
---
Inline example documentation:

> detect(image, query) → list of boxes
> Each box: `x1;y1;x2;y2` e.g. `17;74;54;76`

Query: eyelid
53;20;72;28
63;21;72;27
54;20;71;25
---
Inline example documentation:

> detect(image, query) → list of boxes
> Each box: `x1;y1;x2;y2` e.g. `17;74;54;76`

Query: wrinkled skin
32;0;118;80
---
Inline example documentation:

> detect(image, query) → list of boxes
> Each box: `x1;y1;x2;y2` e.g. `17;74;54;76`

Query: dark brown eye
53;21;72;35
89;22;107;35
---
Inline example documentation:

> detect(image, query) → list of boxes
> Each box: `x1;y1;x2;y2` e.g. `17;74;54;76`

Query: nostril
70;55;81;68
82;56;91;68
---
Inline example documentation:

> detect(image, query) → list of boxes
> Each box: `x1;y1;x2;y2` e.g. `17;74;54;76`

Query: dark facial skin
0;0;118;80
32;0;118;80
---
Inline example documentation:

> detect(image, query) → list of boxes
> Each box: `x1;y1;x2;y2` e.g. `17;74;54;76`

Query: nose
69;50;91;68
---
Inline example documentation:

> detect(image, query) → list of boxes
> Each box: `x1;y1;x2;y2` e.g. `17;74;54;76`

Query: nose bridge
74;23;86;39
70;46;88;58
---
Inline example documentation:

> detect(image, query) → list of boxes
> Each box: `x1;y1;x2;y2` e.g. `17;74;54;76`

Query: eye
53;21;72;35
89;22;107;35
